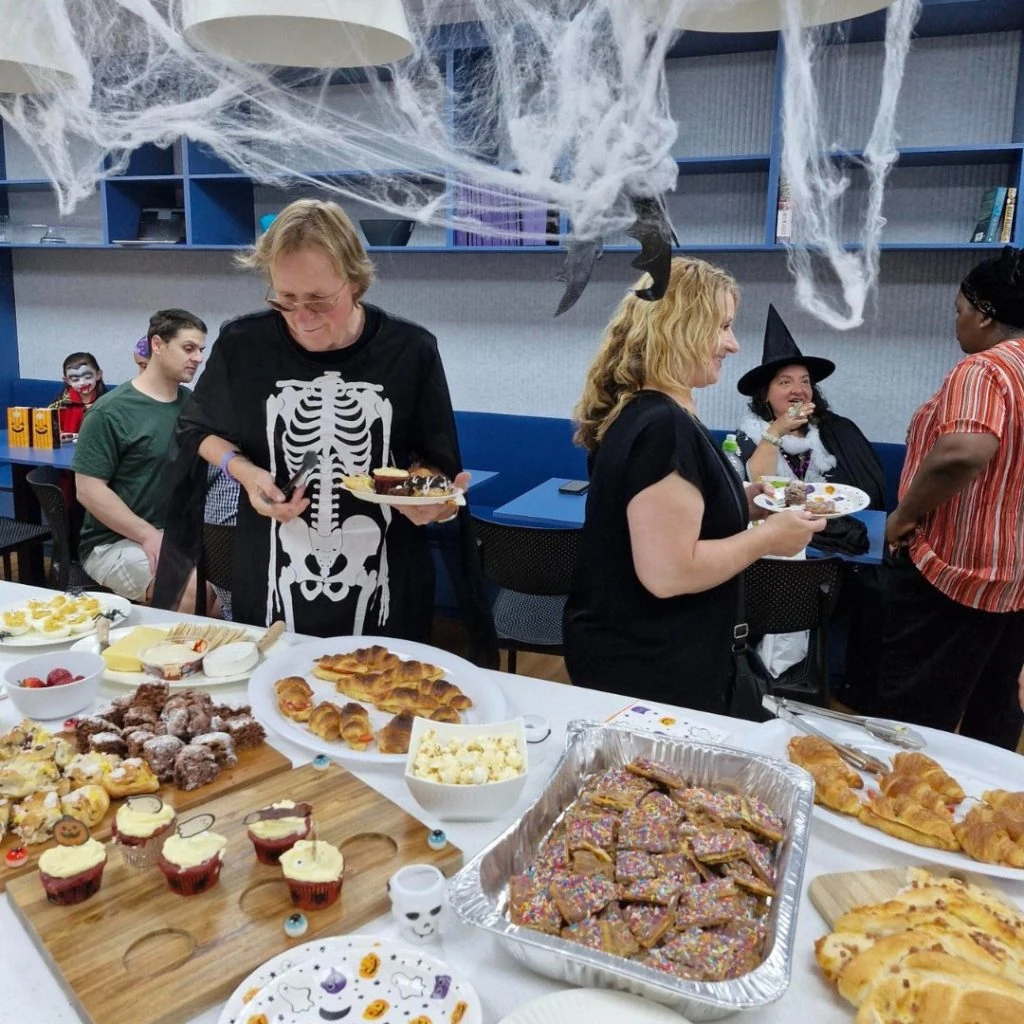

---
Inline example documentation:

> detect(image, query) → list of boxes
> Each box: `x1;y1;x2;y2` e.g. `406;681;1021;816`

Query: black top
154;305;462;640
563;391;748;712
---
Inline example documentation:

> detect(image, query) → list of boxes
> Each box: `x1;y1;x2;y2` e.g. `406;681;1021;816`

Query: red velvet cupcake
111;796;177;870
157;829;227;896
279;840;345;911
38;838;107;905
246;800;312;865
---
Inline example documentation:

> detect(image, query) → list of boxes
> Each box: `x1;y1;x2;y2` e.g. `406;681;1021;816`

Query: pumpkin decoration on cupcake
38;816;108;905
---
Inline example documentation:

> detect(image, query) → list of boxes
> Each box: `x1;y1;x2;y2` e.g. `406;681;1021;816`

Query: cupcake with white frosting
157;820;227;896
111;795;176;870
38;836;107;905
246;800;312;865
279;839;344;910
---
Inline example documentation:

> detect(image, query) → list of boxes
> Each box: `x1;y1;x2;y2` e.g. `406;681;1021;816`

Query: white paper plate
69;622;286;688
344;485;467;508
219;934;481;1024
743;718;1024;880
0;592;130;648
753;481;870;520
248;635;507;766
499;989;689;1024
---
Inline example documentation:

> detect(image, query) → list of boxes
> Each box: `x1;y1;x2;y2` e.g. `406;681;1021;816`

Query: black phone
558;480;589;495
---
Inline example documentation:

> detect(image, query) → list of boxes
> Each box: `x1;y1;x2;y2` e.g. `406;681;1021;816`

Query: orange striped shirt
902;337;1024;612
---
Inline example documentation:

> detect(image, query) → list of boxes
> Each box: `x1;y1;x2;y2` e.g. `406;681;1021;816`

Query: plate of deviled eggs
0;591;130;647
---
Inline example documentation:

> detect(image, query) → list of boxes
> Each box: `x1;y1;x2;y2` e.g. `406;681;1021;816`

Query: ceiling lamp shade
657;0;896;33
0;0;77;94
181;0;415;69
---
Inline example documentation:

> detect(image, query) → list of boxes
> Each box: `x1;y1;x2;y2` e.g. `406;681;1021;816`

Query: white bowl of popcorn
404;717;529;822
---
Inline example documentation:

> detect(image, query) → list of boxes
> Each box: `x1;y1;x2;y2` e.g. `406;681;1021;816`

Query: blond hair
236;198;376;300
573;256;739;452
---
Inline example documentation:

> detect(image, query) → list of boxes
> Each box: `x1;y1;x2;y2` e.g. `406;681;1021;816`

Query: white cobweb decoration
0;0;920;326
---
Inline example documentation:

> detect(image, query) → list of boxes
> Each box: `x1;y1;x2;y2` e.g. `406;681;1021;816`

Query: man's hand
885;508;917;549
141;527;165;576
238;464;310;524
395;471;471;526
744;481;775;521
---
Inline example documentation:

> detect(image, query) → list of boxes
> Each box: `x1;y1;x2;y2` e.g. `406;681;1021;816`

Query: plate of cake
341;466;466;507
753;480;870;519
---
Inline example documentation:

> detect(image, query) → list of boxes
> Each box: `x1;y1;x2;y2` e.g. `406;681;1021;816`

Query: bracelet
761;431;782;448
219;450;242;480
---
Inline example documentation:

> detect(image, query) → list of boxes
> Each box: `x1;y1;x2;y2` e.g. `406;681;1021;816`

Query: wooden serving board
809;864;1021;928
7;762;464;1024
0;742;291;892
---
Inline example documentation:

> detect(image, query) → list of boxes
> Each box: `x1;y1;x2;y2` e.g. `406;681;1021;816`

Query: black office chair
470;515;581;674
194;523;235;616
25;466;93;591
743;556;844;707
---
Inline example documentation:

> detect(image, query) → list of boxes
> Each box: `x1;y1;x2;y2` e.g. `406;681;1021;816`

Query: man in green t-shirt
74;309;207;605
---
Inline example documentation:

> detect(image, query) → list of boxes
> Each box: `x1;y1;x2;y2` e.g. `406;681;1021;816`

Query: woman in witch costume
735;305;885;532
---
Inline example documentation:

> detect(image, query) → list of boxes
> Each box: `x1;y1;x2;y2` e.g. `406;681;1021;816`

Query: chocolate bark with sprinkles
508;875;563;934
618;807;676;853
615;849;658;883
661;927;750;981
565;811;619;852
691;828;749;863
572;844;614;877
626;756;689;790
618;875;685;905
674;878;744;928
723;859;775;898
623;902;677;948
549;872;619;923
560;917;604;950
741;795;786;842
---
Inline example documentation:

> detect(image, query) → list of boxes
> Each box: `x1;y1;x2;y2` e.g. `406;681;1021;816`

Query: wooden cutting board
809;864;1020;927
7;762;464;1024
0;742;291;891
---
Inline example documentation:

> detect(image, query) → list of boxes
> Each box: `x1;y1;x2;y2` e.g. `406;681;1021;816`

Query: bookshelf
0;1;1021;259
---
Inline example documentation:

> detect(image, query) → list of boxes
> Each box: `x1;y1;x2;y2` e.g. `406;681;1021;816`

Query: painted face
269;247;361;353
64;364;101;400
766;363;813;419
692;290;739;389
151;328;206;384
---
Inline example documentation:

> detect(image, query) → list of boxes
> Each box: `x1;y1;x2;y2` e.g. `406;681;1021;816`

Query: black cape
153;306;495;655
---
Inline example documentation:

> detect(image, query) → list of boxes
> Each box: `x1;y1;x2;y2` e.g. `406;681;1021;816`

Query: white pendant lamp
656;0;896;33
181;0;415;69
0;0;77;94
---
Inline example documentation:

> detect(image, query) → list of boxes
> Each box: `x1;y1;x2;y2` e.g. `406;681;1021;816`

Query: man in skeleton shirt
49;353;108;436
156;200;471;641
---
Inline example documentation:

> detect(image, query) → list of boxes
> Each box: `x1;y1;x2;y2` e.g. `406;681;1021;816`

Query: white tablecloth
0;581;1021;1024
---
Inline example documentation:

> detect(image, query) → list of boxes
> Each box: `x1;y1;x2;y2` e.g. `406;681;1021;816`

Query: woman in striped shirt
879;246;1024;750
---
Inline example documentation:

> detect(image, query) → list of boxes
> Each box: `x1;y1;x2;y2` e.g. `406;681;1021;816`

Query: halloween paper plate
219;935;480;1024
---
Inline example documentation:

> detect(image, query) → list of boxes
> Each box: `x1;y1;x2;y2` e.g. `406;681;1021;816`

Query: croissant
376;712;414;755
274;676;314;722
983;790;1024;817
314;647;400;678
329;671;391;703
308;701;342;742
876;772;953;818
60;784;110;829
858;793;959;851
419;679;473;710
788;735;862;787
890;752;965;803
387;659;445;685
429;706;462;724
339;703;374;751
954;814;1024;868
374;687;440;715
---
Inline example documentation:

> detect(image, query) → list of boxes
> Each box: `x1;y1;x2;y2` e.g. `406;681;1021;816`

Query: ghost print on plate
223;934;480;1024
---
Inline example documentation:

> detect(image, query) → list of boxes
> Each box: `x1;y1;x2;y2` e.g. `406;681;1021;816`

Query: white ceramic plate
0;592;130;648
743;718;1024;880
344;485;467;508
69;622;287;689
219;934;481;1024
248;635;507;766
498;989;689;1024
753;481;870;520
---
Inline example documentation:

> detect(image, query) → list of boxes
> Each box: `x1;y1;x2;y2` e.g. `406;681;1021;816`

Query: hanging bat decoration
554;237;604;316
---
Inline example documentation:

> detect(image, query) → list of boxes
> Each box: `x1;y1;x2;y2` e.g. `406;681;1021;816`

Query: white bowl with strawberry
2;651;104;720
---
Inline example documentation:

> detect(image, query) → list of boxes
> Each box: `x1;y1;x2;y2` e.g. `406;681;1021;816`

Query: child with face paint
50;353;108;436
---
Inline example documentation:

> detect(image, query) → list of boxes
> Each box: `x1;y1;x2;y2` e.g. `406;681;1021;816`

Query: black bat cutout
627;195;677;302
554;238;604;316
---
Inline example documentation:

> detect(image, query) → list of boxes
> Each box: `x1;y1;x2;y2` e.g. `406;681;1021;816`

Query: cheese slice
102;626;169;673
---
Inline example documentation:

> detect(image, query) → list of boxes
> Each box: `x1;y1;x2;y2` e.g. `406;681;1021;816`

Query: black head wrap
960;246;1024;330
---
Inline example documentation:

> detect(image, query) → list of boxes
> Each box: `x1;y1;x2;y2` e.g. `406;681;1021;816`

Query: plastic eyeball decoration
311;754;330;773
283;912;308;938
5;845;28;867
426;829;448;852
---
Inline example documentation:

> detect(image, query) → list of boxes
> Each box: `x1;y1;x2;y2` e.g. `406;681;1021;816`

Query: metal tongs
762;695;891;775
769;696;927;750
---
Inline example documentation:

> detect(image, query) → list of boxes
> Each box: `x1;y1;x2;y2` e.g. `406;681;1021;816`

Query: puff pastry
890;751;966;803
60;784;111;829
308;701;342;742
274;676;314;722
103;757;161;798
858;793;959;851
12;788;63;844
376;712;414;755
339;703;374;751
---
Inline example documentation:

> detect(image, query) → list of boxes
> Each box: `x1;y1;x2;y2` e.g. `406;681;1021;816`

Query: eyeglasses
264;285;346;315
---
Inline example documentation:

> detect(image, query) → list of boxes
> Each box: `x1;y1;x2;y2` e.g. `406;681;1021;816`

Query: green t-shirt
72;381;191;560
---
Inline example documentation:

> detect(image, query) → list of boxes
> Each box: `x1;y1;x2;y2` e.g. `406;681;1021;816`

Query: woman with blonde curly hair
564;257;824;710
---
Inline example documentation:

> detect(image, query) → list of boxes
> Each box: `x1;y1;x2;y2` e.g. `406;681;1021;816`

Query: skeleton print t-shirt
175;306;462;640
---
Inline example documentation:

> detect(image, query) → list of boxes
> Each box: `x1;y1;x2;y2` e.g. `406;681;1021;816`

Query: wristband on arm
219;450;242;480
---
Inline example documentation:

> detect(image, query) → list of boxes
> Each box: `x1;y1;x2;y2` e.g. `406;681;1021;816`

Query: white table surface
1;581;1021;1024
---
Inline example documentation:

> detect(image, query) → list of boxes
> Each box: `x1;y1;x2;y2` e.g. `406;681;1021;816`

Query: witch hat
736;304;835;396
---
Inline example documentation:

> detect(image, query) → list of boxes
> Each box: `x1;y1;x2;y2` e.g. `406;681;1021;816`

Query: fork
775;704;889;775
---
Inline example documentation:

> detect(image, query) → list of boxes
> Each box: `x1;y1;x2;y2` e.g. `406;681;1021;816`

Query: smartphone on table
558;480;589;495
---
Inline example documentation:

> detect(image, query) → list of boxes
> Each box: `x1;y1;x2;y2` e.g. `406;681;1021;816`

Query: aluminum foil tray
449;720;815;1021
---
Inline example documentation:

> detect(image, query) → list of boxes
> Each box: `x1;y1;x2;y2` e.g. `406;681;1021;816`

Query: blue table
464;469;497;491
493;477;886;565
0;430;76;471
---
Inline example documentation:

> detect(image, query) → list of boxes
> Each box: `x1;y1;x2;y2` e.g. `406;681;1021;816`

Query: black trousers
878;553;1024;751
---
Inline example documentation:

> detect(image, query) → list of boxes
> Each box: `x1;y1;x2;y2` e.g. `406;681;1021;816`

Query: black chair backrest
470;516;581;596
26;466;73;590
742;556;843;635
200;523;235;592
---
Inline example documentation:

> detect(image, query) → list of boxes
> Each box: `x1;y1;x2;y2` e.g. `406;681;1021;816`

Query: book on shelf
775;177;792;243
999;187;1017;245
970;186;1008;243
